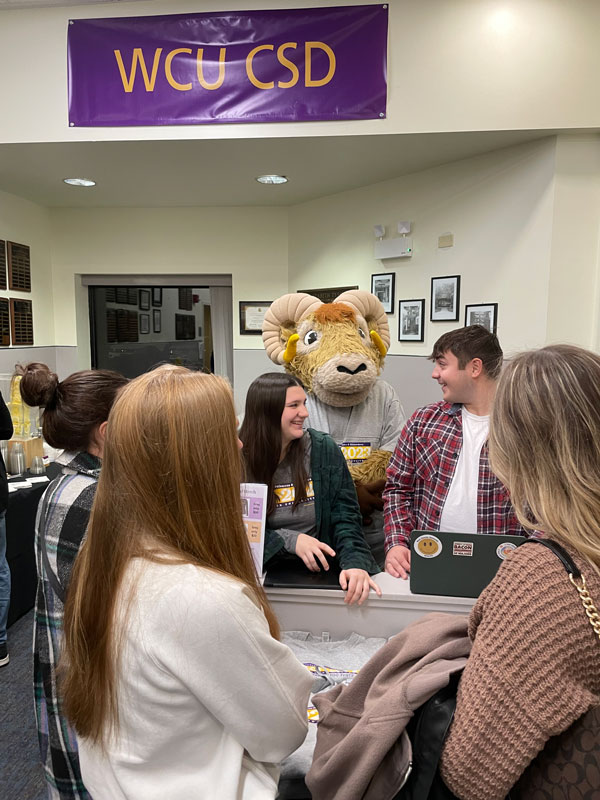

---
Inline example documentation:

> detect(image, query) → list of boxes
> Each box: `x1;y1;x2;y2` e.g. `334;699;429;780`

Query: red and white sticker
452;541;474;557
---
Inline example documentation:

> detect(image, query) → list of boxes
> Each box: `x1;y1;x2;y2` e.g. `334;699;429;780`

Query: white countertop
266;571;475;639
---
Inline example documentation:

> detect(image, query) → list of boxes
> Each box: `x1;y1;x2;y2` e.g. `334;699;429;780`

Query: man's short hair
430;325;503;379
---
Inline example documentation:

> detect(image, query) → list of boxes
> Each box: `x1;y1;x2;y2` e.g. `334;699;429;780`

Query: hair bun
18;362;60;407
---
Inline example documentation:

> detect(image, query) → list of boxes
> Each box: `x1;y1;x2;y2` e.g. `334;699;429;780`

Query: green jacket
263;428;378;573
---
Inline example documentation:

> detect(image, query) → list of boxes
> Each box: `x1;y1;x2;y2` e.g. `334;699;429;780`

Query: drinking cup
30;456;46;476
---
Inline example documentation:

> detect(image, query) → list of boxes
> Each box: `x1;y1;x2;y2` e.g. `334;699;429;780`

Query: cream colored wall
49;206;288;351
1;0;599;144
0;187;55;347
289;137;559;357
546;136;600;348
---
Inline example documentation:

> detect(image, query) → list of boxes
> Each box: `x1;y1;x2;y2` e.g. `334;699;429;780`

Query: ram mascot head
262;290;390;408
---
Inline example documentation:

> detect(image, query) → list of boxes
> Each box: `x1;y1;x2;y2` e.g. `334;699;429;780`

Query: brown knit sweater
439;542;600;800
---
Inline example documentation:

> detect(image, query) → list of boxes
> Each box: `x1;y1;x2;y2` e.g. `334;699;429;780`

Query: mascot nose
337;363;367;375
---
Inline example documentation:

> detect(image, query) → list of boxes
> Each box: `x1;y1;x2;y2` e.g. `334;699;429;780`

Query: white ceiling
0;130;564;209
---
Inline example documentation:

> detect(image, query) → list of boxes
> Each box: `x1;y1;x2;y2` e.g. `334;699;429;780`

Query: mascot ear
334;290;390;354
262;293;322;365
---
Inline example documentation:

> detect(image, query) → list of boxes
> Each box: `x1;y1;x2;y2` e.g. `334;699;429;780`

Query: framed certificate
239;301;271;335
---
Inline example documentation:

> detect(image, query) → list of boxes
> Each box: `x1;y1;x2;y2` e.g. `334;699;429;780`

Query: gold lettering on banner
277;42;299;88
197;47;227;90
246;44;275;89
305;42;336;87
114;48;163;93
165;48;193;91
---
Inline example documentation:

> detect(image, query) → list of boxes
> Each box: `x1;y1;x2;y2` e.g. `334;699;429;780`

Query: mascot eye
304;330;319;346
358;328;366;339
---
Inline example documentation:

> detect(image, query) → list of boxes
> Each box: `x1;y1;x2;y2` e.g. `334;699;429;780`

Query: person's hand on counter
295;534;336;572
339;569;382;605
385;545;411;580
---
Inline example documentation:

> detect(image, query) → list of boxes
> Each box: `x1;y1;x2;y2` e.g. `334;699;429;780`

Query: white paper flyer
240;482;267;577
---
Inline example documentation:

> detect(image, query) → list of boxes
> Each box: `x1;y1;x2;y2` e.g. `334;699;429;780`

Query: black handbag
395;538;600;800
393;670;461;800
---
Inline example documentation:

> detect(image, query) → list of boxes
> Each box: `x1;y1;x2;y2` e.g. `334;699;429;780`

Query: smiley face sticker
414;534;443;558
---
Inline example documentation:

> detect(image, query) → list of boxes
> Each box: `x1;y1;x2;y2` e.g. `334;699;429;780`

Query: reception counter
266;571;474;639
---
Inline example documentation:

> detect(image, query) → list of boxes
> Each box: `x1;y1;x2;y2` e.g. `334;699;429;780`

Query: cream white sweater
78;559;313;799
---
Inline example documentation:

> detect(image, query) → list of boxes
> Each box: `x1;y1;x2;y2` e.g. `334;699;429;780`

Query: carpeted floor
1;610;47;800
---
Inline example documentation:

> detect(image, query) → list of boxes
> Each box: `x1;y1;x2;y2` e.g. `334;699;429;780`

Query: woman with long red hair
61;365;312;800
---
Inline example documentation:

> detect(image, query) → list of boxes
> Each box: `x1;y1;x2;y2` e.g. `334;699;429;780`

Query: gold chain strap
569;573;600;641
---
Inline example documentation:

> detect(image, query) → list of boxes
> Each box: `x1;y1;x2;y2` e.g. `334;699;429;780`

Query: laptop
409;530;527;598
264;557;342;590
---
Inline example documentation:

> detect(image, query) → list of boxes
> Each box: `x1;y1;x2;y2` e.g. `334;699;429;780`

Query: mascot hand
355;478;386;525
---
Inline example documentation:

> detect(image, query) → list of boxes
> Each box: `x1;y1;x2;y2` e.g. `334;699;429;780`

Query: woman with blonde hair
439;344;600;798
61;365;313;800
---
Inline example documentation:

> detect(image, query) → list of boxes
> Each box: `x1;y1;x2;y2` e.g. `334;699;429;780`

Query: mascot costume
262;289;405;567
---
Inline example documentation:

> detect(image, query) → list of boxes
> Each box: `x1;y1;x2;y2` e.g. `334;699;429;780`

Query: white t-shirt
439;407;489;534
78;559;313;800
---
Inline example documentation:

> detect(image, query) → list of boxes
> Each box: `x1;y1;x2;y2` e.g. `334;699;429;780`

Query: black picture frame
430;275;461;322
175;313;195;340
178;287;193;311
465;303;498;333
371;272;395;314
398;299;425;342
152;288;162;307
239;301;271;335
295;286;358;303
139;289;150;311
153;309;161;333
139;313;150;334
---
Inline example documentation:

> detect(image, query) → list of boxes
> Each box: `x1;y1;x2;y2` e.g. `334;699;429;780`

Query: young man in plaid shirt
383;325;524;579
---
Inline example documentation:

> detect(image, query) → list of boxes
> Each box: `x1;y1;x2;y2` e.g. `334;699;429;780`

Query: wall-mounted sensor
374;236;413;260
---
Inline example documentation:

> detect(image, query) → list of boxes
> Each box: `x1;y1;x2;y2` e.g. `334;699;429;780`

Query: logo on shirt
340;441;372;464
496;542;518;560
414;534;442;558
273;480;314;508
452;541;474;557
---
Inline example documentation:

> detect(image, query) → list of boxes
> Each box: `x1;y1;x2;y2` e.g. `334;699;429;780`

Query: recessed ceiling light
63;177;96;187
255;174;288;185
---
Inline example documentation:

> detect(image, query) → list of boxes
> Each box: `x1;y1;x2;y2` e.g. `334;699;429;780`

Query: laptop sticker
414;534;442;558
496;542;518;560
453;541;474;557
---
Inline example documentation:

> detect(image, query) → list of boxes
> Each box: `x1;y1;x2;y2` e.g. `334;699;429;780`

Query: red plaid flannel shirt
383;401;525;551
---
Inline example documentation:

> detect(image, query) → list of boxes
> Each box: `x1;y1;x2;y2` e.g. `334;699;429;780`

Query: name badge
340;441;372;464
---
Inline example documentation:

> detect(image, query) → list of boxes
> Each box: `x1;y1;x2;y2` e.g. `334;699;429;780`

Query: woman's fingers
339;570;382;604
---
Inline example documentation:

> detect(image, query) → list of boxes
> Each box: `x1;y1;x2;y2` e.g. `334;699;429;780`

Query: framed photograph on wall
139;313;150;334
431;275;460;321
296;286;358;303
175;313;195;340
239;301;271;335
152;288;162;307
398;299;425;342
153;309;161;333
465;303;498;333
139;289;150;311
371;272;395;314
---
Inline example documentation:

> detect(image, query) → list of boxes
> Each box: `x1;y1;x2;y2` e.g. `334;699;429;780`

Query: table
266;571;475;639
6;463;61;627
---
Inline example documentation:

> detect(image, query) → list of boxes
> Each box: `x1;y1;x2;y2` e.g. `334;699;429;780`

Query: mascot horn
262;289;405;568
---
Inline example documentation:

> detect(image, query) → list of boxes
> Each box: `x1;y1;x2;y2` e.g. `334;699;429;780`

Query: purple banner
68;5;388;127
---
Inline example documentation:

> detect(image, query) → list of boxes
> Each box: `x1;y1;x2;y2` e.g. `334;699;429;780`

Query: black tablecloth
6;462;62;627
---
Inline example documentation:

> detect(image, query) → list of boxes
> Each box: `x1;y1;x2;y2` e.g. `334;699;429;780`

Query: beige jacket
306;612;470;800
